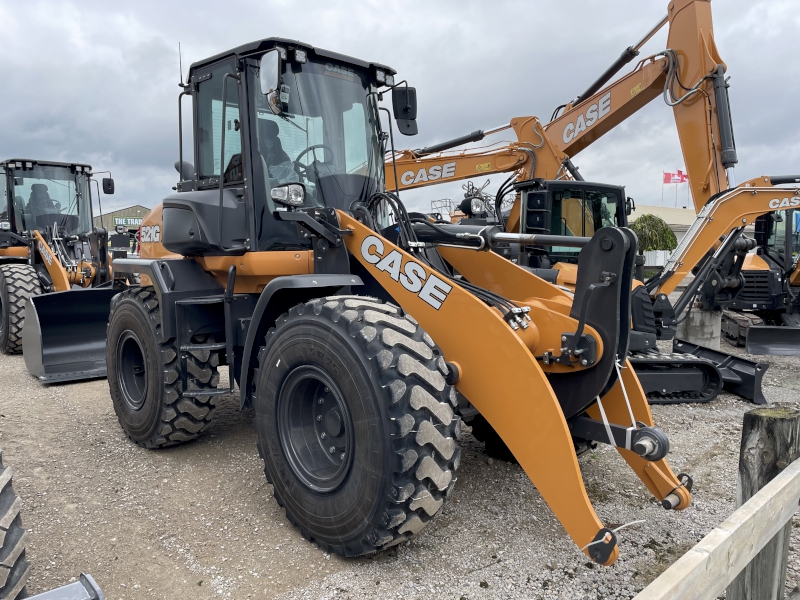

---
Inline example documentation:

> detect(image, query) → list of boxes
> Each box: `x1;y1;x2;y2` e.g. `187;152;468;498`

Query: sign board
113;217;143;227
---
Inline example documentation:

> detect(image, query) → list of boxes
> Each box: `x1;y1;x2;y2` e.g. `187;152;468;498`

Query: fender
238;274;363;409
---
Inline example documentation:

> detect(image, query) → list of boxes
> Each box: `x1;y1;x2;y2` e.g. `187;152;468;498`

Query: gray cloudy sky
1;0;797;216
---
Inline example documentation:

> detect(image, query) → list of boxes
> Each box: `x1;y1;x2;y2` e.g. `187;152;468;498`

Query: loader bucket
745;325;800;356
23;288;117;383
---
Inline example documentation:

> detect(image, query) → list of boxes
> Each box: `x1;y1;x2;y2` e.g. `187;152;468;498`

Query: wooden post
728;407;800;600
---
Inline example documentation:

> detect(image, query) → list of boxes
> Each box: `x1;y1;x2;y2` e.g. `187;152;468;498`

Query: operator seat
258;119;290;167
29;184;59;214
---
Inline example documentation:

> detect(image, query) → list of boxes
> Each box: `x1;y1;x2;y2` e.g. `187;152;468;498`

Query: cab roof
189;37;396;78
1;159;92;170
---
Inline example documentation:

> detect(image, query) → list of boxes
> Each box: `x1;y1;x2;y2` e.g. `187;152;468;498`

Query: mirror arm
378;106;400;194
90;178;104;229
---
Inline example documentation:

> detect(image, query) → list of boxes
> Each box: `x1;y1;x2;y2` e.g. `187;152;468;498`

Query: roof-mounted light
294;49;307;63
275;46;287;60
375;70;385;84
25;162;32;169
385;74;395;87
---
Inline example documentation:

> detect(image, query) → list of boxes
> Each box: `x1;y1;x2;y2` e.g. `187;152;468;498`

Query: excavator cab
516;179;627;268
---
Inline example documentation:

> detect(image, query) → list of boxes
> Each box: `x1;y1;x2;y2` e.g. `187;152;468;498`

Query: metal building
93;205;150;232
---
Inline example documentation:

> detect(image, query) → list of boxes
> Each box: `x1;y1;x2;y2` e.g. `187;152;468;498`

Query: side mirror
102;178;115;195
259;50;282;115
626;197;635;216
392;86;418;136
174;160;194;181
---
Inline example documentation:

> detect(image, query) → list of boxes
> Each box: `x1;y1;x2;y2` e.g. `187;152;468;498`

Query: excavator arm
650;178;800;298
385;0;735;213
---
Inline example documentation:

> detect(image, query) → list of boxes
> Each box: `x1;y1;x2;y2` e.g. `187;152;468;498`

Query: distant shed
93;205;150;232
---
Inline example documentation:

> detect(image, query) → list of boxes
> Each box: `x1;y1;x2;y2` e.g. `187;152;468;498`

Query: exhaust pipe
23;288;117;383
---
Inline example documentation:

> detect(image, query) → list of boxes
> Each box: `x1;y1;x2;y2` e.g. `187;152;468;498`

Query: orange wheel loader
0;159;122;381
28;40;693;564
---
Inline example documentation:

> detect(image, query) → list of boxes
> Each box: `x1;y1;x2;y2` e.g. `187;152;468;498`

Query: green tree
630;213;678;254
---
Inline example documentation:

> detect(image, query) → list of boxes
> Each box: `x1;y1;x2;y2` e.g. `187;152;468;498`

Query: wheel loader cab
3;161;93;237
163;40;389;256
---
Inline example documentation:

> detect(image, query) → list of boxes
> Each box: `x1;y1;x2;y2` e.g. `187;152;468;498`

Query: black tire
106;287;220;448
0;265;42;355
255;296;461;557
0;449;29;600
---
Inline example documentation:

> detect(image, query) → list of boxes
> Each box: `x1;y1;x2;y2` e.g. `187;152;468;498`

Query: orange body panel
197;252;313;293
741;253;771;272
0;247;28;258
136;202;314;292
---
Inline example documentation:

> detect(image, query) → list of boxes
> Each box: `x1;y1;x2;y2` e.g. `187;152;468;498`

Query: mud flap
22;288;116;383
745;325;800;357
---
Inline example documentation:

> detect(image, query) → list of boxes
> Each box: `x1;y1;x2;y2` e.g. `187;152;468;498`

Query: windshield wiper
279;113;307;134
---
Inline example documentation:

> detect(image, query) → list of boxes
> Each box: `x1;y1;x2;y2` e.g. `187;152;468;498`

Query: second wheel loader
28;39;693;566
0;159;119;381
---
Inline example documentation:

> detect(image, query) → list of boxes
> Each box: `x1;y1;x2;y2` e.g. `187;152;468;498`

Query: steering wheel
294;144;335;178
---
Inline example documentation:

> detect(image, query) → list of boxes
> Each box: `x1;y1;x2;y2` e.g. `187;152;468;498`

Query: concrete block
676;309;721;350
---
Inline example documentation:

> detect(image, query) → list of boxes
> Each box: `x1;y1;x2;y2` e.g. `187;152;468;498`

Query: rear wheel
0;449;29;600
106;288;220;448
255;296;461;557
0;265;42;355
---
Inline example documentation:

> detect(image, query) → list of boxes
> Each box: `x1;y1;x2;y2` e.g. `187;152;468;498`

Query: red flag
678;170;688;183
663;171;681;184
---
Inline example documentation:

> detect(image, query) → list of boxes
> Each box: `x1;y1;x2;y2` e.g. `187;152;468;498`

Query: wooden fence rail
634;450;800;600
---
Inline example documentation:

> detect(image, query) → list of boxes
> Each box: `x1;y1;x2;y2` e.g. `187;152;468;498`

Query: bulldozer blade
745;325;800;357
23;288;116;383
672;339;768;404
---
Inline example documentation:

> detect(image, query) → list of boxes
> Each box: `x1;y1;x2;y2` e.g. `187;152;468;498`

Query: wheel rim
116;330;148;411
277;365;354;493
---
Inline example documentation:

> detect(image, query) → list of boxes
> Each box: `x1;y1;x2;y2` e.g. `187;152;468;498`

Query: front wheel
106;288;220;448
0;265;42;354
255;296;461;557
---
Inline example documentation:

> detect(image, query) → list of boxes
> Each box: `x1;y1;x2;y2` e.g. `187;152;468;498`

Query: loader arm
386;0;732;213
339;210;691;564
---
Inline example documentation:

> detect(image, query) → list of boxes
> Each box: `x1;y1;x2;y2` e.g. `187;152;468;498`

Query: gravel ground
1;338;799;600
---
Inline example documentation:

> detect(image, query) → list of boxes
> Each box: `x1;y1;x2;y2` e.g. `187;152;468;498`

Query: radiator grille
737;271;772;303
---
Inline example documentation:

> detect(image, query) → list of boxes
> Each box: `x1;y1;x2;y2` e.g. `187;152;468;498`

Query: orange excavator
383;0;794;404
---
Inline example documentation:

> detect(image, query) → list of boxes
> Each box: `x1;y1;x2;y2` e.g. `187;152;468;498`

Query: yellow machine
0;159;120;380
27;39;694;565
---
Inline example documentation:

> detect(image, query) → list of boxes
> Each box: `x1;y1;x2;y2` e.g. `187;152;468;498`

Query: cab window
195;60;243;184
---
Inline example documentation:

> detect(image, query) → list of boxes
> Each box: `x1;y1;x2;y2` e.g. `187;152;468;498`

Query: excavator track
629;350;723;404
721;309;763;347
